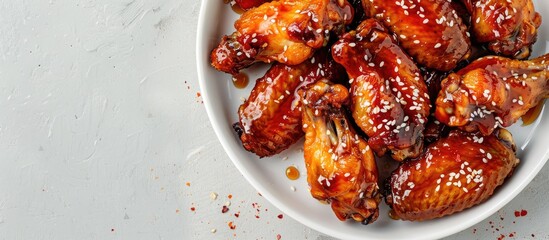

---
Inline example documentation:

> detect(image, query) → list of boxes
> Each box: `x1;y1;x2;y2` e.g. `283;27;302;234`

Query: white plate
196;1;549;239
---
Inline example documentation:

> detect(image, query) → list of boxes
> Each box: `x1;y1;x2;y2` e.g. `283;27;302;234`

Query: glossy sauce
522;100;545;126
388;209;400;220
232;72;249;89
285;166;300;180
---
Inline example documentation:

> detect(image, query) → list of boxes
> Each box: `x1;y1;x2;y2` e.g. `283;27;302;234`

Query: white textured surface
0;0;547;239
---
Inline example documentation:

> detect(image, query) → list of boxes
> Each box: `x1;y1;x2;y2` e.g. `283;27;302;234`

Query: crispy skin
461;0;541;59
386;129;519;221
211;0;353;75
435;54;549;135
302;80;380;224
362;0;471;71
236;50;344;157
235;0;270;10
332;19;431;161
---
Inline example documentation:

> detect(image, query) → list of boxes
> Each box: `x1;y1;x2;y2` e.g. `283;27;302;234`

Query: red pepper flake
175;209;180;213
276;234;282;240
234;212;240;218
514;211;520;217
185;182;191;187
196;92;201;97
190;207;196;211
508;232;515;237
497;234;506;240
228;221;236;230
255;215;260;219
222;205;230;213
277;214;283;219
228;194;233;199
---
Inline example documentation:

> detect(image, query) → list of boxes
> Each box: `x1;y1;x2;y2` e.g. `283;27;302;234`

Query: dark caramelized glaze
236;50;345;157
362;0;471;71
332;19;431;161
460;0;541;59
210;0;354;75
302;80;380;224
386;129;519;221
435;54;549;135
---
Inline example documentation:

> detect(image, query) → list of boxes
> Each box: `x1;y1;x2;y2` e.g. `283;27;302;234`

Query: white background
0;0;548;239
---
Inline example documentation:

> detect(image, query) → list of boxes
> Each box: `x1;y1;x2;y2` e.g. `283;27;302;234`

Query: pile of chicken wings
210;0;547;223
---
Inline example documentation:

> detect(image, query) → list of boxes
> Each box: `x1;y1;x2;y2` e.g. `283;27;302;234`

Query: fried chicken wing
234;50;345;157
460;0;542;59
385;129;519;221
361;0;471;71
332;19;431;161
435;54;549;135
302;80;380;224
211;0;353;75
235;0;270;10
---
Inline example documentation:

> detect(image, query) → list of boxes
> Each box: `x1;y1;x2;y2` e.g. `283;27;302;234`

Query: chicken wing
385;129;519;221
234;0;270;10
234;50;345;157
435;54;549;135
460;0;542;59
332;19;431;161
211;0;354;75
361;0;471;71
302;80;380;224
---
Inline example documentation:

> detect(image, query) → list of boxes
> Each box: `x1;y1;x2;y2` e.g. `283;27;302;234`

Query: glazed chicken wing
385;129;519;221
362;0;471;71
211;0;353;75
435;54;549;135
302;80;380;224
460;0;542;59
234;0;270;10
235;50;345;157
332;19;431;161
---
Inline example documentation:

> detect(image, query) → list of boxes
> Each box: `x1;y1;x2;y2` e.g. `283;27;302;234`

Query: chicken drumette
362;0;471;71
435;54;549;135
332;19;431;161
302;80;381;224
211;0;353;75
235;50;345;157
460;0;542;59
385;129;519;221
234;0;270;10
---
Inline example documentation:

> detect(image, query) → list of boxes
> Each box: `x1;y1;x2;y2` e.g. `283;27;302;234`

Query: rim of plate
195;0;549;239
